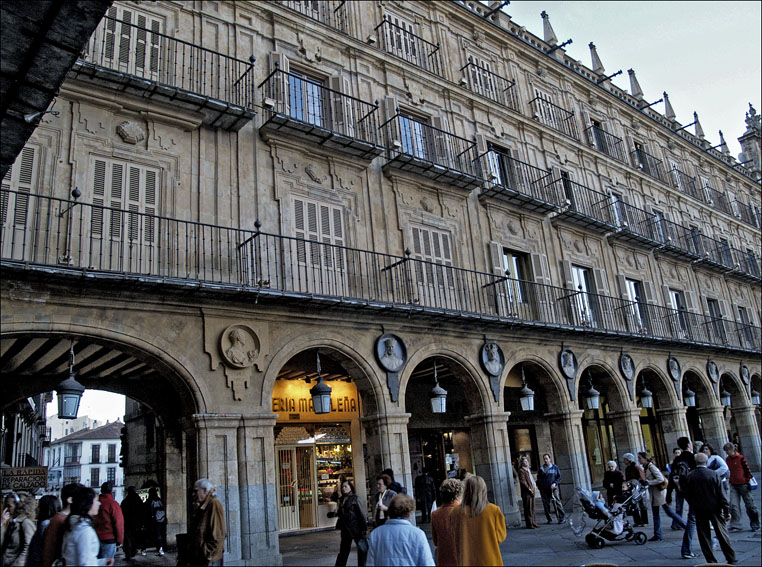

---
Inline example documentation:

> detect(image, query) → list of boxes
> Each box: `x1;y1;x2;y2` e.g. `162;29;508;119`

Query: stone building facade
1;1;760;564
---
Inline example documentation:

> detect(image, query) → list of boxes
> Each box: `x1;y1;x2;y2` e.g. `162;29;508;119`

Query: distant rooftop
52;420;123;443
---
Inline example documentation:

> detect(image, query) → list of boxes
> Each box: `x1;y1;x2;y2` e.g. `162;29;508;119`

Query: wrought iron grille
630;148;666;183
585;125;627;163
460;58;519;112
375;16;442;77
277;1;348;33
529;95;579;140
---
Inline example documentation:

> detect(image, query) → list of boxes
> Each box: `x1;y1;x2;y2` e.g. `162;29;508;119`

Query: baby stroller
576;485;648;548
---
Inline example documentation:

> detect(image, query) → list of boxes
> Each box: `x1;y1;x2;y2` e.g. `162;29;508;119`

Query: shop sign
273;380;359;420
0;466;48;491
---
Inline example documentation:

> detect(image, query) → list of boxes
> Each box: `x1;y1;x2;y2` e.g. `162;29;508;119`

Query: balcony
549;177;617;230
71;15;257;131
736;201;761;228
382;114;482;189
655;219;703;261
584;126;627;163
375;16;442;77
276;1;348;33
478;150;560;213
608;200;662;248
2;189;759;353
669;167;704;202
630;149;666;183
460;59;520;113
529;96;579;140
259;67;384;159
703;185;733;216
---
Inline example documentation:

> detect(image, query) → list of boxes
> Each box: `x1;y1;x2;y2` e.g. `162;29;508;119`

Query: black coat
336;494;367;539
684;466;729;516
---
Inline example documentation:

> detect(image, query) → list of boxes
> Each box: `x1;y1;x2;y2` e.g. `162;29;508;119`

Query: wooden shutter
642;281;657;304
1;146;38;229
530;253;551;285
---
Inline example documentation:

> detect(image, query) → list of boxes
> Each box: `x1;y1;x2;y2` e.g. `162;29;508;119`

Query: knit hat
622;453;635;463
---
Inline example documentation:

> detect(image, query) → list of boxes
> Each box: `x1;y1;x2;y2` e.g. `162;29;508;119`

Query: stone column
696;405;726;452
656;406;690;454
732;405;762;473
608;407;645;457
163;430;186;547
546;409;591;503
465;411;514;520
360;412;412;491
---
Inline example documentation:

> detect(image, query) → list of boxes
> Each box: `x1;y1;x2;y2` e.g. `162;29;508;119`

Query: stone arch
574;356;630;412
260;332;384;416
719;369;749;406
636;363;680;408
681;364;716;406
501;350;570;411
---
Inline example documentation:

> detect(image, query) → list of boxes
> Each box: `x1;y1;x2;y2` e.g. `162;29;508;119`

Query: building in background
0;394;49;469
2;2;760;564
46;414;103;442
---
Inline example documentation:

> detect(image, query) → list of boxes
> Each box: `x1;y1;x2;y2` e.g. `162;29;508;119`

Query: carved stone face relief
220;325;260;369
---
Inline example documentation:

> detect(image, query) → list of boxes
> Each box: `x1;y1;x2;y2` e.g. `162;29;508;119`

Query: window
707;298;726;343
625;278;648;332
652;209;665;242
91;444;101;464
90;468;100;488
669;289;689;337
668;158;685;191
468;55;499;101
383;12;419;65
65;443;81;464
399;113;429;160
486;144;513;188
411;225;454;305
689;225;702;254
107;444;117;463
633;142;655;177
700;176;713;203
590;119;608;154
503;249;530;307
611;192;625;226
98;5;163;80
560;170;576;208
107;467;116;483
718;238;733;266
738;306;754;346
288;70;325;127
1;146;39;258
571;265;595;326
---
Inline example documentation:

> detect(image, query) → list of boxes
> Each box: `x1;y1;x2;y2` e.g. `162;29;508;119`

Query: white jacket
61;516;107;567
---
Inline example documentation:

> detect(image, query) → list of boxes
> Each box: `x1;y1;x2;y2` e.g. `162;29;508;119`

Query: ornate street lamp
584;374;600;411
683;386;696;407
310;352;332;414
519;366;535;412
430;360;447;414
638;381;653;409
720;387;732;408
56;342;85;420
751;388;760;406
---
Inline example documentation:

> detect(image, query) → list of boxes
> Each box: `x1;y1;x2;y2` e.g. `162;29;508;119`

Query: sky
496;1;762;157
48;390;126;423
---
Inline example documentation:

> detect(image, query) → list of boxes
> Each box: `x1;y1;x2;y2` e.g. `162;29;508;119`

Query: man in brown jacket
190;478;226;567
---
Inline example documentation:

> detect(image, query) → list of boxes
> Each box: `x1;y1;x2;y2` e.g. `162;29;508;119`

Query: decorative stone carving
559;347;578;401
305;164;326;184
420;197;434;213
117;121;145;144
481;341;505;403
220;325;260;369
619;352;635;381
706;360;719;383
507;220;520;236
375;333;407;403
740;364;750;385
668;356;681;382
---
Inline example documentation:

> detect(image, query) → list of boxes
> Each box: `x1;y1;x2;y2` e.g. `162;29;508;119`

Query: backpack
672;460;691;494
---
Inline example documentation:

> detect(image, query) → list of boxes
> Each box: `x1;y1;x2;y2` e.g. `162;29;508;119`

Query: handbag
750;476;759;490
357;537;369;554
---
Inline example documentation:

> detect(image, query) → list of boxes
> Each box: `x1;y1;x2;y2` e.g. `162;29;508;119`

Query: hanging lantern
56;342;85;420
519;366;535;412
585;381;600;410
310;352;332;414
683;387;696;407
720;388;732;408
751;389;760;406
639;385;653;409
430;360;448;414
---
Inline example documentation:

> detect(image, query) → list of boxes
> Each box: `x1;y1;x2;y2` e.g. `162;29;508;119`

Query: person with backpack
638;452;686;541
381;469;406;495
673;437;698;559
144;487;167;556
666;447;685;529
723;442;760;532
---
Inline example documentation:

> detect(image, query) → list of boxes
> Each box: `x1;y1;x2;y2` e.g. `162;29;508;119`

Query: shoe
649;536;663;541
728;527;742;532
682;552;697;559
671;526;683;530
559;518;567;524
158;549;165;556
546;519;553;524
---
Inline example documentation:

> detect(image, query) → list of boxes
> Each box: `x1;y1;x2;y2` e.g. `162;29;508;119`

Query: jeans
540;487;565;522
729;483;761;530
680;505;696;556
653;503;687;539
671;492;685;528
98;542;117;559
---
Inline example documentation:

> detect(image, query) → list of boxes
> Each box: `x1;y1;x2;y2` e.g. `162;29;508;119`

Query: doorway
276;446;316;531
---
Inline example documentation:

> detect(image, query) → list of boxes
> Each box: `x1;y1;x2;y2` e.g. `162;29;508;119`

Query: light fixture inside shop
752;388;761;406
56;342;85;420
584;374;600;411
683;386;696;407
310;352;332;414
638;382;653;409
720;387;732;408
430;360;447;414
519;366;535;412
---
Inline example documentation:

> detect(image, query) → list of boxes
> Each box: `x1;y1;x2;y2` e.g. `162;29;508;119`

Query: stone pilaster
546;410;591;502
656;406;690;454
465;411;514;518
163;430;186;546
360;412;412;491
696;405;726;452
608;407;645;457
731;405;762;473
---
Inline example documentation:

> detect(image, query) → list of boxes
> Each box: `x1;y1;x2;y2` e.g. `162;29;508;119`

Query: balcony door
411;226;455;308
383;13;419;66
1;146;38;260
501;249;531;317
625;278;648;333
668;289;689;339
276;446;317;532
97;5;163;82
399;114;429;160
571;265;596;326
288;71;325;128
707;298;726;344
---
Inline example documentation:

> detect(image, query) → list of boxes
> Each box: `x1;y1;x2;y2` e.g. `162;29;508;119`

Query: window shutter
103;6;118;61
91;158;107;236
134;13;148;70
642;281;656;304
530;253;551;285
144;169;156;243
592;269;609;295
718;300;730;320
561;260;574;289
109;162;124;238
684;290;698;313
118;9;133;66
616;275;628;298
1;146;38;229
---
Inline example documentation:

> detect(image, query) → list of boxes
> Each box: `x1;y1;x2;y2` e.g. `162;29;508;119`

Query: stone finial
628;69;644;100
693;112;705;139
663;91;676;121
589;42;605;74
718;130;731;156
541;11;558;45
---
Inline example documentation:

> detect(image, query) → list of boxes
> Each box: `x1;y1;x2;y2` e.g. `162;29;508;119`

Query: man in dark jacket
684;452;737;565
381;468;406;495
537;453;565;524
94;481;125;560
413;468;437;523
674;436;698;559
120;486;145;560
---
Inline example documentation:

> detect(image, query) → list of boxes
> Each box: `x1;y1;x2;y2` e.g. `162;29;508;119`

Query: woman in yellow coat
450;475;506;566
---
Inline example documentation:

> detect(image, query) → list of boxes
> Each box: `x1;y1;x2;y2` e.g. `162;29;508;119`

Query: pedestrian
93;482;124;562
723;442;760;532
62;485;113;567
517;456;538;529
189;478;226;567
413;467;437;523
41;482;80;567
430;478;461;567
666;447;684;529
332;480;368;567
450;474;506;566
637;451;686;541
380;469;406;495
536;453;565;524
0;492;35;567
622;453;648;526
674;436;698;559
120;486;145;560
373;474;397;527
603;461;625;507
144;487;166;556
683;452;736;565
25;494;60;567
366;494;434;567
701;443;729;492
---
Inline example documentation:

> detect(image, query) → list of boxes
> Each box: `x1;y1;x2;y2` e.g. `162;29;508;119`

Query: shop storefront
272;379;363;533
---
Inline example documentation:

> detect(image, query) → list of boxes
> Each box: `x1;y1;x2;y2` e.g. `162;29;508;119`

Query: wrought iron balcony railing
584;126;627;163
669;167;704;202
80;15;256;118
704;184;733;216
259;67;383;158
656;218;703;260
381;114;482;188
736;201;761;228
276;1;348;33
375;16;442;77
549;176;616;229
630;148;666;183
2;189;759;352
478;150;560;213
609;199;662;247
529;95;580;140
460;58;520;112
